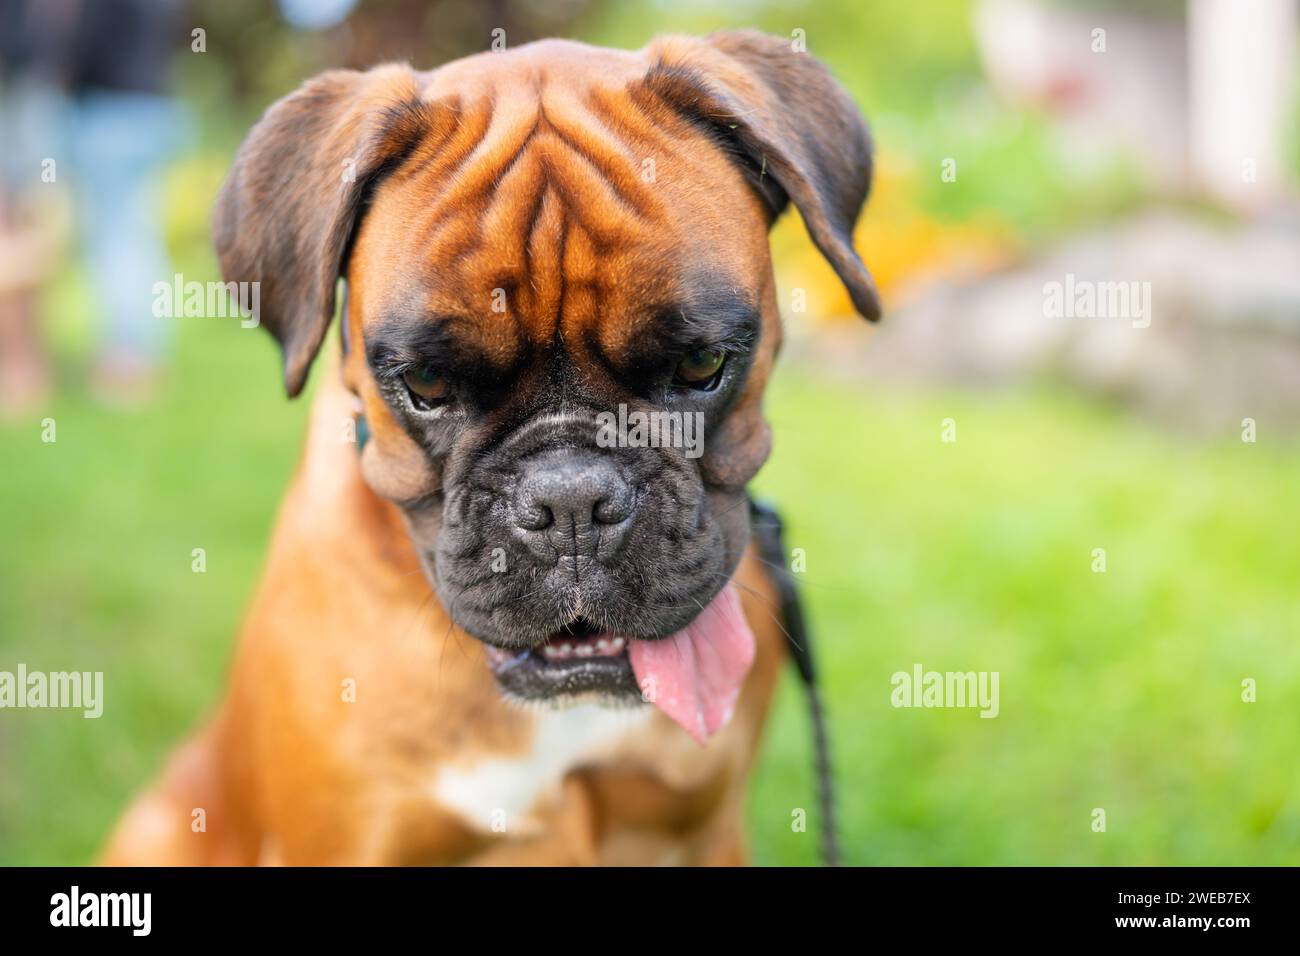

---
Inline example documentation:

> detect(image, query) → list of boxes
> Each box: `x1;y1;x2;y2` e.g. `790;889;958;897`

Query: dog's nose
513;450;634;533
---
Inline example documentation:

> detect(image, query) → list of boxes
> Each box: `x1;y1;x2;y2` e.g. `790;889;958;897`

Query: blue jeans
71;91;188;360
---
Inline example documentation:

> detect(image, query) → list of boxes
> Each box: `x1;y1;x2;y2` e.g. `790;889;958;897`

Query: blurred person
0;0;187;411
0;1;67;413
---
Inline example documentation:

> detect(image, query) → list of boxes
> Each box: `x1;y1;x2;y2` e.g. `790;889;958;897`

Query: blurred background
1;0;1298;865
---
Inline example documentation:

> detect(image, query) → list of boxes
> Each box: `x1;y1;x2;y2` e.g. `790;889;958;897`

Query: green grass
747;376;1300;865
3;300;1299;865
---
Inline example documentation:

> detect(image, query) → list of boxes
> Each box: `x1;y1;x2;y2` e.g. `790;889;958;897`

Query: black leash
748;497;841;866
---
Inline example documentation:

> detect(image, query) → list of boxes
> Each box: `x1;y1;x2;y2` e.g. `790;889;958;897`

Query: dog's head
215;32;878;730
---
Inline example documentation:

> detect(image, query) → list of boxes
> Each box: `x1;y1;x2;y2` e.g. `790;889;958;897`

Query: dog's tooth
596;639;610;652
611;637;625;651
575;644;593;657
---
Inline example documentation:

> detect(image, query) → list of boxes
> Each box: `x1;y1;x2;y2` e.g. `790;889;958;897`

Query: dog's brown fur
103;32;877;866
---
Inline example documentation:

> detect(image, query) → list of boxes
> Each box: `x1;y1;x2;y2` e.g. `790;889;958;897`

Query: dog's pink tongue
627;586;756;745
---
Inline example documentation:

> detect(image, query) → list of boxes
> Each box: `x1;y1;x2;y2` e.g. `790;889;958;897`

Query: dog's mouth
482;617;640;703
480;587;757;744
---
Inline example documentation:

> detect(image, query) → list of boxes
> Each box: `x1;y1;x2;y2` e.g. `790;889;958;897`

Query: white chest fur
429;703;652;834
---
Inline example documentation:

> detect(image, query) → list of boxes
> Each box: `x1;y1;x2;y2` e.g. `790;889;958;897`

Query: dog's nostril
592;489;632;525
515;502;554;532
592;496;616;525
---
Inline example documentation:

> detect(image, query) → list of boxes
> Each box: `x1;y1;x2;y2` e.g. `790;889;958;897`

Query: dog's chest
426;704;653;835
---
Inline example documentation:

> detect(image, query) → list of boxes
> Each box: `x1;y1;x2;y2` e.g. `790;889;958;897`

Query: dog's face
215;33;879;712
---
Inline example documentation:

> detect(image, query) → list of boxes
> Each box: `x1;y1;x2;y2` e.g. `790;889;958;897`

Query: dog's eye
402;365;451;407
672;349;726;389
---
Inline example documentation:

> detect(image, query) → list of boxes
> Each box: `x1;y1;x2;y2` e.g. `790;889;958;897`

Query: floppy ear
213;64;434;396
644;30;882;320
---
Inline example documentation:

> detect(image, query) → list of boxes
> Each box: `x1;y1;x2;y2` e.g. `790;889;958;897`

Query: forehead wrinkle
409;98;493;212
529;133;649;251
538;92;664;225
392;94;464;184
479;146;546;281
521;184;568;342
380;103;498;282
386;62;731;370
416;87;662;253
406;82;656;278
430;135;546;316
587;84;687;167
436;88;541;213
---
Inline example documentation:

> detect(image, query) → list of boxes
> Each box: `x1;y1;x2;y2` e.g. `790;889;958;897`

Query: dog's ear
644;30;882;320
214;64;434;396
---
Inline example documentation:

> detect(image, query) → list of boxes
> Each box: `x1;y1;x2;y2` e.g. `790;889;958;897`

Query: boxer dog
103;30;879;866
